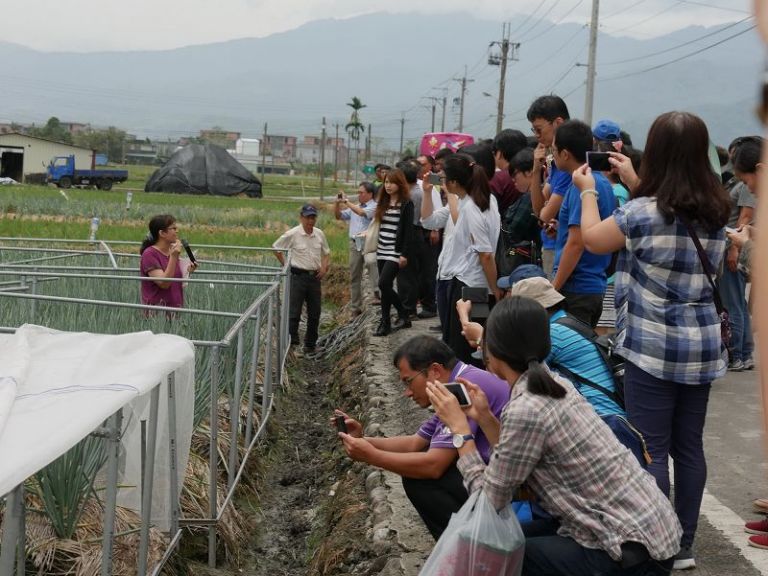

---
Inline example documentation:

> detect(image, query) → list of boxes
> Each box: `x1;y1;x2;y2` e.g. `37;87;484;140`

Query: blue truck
47;155;128;191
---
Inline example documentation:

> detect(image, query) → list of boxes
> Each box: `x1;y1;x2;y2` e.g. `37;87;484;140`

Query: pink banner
419;132;475;157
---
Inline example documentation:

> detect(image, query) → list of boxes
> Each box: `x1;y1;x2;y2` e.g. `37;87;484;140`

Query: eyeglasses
402;369;426;387
530;122;552;136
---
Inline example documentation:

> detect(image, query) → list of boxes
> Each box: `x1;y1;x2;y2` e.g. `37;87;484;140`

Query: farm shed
0;133;95;183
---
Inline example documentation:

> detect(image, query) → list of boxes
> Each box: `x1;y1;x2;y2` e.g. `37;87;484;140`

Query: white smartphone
444;382;472;406
725;226;739;234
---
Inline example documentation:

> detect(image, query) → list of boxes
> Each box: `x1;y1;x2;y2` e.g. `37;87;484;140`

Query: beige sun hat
508;277;565;309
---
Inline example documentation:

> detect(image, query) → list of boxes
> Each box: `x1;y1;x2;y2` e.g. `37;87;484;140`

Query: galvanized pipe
227;330;245;491
245;308;263;446
138;386;161;576
166;373;180;536
208;346;220;568
100;408;124;576
0;485;23;576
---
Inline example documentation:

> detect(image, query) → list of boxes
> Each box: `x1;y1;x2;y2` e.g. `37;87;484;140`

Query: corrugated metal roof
0;132;93;152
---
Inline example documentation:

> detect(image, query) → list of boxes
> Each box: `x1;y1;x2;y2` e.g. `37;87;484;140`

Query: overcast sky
0;0;753;52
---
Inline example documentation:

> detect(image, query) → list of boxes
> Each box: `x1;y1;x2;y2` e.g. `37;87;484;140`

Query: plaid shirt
613;197;727;384
457;371;682;562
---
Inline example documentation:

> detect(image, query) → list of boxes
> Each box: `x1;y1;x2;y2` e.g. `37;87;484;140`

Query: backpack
552;315;625;409
496;193;541;277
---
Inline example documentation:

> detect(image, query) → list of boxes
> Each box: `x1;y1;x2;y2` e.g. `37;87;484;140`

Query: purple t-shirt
140;246;183;308
417;362;510;463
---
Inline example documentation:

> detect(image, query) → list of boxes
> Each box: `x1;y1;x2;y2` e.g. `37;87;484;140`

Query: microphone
181;239;197;264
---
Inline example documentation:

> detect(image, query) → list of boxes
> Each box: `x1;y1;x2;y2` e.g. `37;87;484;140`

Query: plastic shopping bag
419;491;525;576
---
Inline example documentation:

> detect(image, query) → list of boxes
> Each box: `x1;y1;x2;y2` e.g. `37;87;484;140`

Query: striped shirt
613;197;727;384
546;310;624;417
377;204;401;263
457;370;682;562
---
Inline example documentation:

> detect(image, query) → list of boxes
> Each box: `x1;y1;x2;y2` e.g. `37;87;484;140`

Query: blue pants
624;362;711;549
719;267;753;361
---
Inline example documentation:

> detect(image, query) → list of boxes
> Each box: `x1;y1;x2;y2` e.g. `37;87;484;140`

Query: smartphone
725;226;738;234
444;382;472;406
334;415;348;434
461;286;490;320
427;173;442;185
337;192;343;199
586;151;613;172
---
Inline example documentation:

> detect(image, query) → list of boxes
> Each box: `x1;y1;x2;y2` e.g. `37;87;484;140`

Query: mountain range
0;11;762;149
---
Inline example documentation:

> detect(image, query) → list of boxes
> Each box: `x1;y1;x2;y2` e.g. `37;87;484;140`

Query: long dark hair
633;111;729;232
374;169;410;222
443;153;491;212
140;214;176;254
484;296;566;399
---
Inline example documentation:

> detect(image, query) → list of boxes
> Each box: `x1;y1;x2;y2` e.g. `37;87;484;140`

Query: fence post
101;408;124;576
245;308;263;446
228;330;245;490
138;385;160;576
208;346;221;568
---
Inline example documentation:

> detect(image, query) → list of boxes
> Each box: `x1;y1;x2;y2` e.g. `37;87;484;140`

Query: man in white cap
273;204;331;353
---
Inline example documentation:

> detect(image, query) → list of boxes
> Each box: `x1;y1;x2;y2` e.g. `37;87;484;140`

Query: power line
602;15;754;65
508;0;549;37
515;0;564;42
677;0;751;14
603;1;684;35
600;23;757;81
518;0;585;43
602;0;649;20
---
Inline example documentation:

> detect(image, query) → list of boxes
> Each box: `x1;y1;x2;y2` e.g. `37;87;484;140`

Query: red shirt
490;169;521;216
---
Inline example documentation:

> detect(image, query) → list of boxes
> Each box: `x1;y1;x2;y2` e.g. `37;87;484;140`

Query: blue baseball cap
593;119;622;142
300;204;318;217
497;264;548;290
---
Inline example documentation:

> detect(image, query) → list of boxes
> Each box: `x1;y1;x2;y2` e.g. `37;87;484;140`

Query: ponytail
468;163;491;212
139;232;155;254
524;358;566;399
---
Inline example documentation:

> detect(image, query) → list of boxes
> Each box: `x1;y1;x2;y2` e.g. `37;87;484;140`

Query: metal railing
0;238;292;574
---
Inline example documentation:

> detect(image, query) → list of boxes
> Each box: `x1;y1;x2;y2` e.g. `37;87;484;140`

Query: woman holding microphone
140;214;197;308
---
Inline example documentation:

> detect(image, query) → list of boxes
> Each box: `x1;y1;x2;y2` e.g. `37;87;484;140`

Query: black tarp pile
145;143;262;197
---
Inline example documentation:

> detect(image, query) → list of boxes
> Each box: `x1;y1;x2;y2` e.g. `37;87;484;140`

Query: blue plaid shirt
613;197;727;384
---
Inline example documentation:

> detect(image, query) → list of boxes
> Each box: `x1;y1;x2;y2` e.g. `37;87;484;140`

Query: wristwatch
452;432;475;448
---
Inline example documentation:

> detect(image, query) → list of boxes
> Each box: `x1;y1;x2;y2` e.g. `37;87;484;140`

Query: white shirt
272;225;330;270
452;195;500;289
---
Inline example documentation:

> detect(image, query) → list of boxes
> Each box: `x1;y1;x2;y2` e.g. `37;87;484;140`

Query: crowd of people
322;91;763;575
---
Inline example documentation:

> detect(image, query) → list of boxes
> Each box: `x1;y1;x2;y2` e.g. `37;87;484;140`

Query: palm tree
345;97;366;181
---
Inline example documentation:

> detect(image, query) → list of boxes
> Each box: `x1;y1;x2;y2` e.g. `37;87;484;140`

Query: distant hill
0;12;762;148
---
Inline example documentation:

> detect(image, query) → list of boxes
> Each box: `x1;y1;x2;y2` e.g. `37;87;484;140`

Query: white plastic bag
419;490;525;576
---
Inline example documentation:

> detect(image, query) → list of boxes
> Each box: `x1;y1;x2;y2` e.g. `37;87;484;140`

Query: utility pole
346;134;351;182
584;0;600;126
489;23;520;134
441;93;447;132
333;123;339;182
261;122;267;184
399;114;405;157
319;117;326;200
366;123;372;160
453;67;474;132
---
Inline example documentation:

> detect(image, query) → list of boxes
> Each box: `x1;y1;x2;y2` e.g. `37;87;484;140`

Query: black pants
378;259;405;325
398;231;437;314
561;291;604;328
522;519;673;576
402;464;468;540
444;278;479;366
289;271;321;349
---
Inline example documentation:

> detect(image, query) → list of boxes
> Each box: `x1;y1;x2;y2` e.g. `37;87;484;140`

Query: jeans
522;519;673;576
288;271;321;348
402;464;468;540
624;362;711;549
718;267;753;361
560;291;604;328
377;259;405;324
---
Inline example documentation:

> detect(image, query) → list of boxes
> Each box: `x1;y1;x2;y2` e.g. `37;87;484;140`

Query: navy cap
497;264;548;290
300;204;318;217
593;119;622;142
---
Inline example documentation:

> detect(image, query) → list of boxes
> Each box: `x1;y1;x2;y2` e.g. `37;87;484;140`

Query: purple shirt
140;246;183;308
417;361;510;463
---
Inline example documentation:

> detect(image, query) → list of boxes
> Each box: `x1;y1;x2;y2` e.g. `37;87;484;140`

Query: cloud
0;0;752;52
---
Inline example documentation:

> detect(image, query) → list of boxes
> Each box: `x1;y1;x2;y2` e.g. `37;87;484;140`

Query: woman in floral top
427;296;681;576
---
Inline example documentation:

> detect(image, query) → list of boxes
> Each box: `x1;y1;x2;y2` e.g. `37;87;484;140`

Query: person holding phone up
334;335;510;540
334;182;378;316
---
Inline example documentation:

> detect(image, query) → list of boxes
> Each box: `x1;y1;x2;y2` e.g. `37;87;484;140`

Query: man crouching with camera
333;335;510;539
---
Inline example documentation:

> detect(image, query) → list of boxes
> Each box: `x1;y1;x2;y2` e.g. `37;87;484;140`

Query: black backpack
552;315;625;409
496;193;541;277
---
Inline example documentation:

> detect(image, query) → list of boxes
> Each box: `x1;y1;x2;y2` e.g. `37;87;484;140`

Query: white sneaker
673;546;695;570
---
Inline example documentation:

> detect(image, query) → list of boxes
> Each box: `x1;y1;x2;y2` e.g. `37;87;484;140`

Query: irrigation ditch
188;309;434;576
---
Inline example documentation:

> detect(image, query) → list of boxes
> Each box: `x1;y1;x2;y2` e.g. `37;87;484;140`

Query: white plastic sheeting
0;324;196;530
